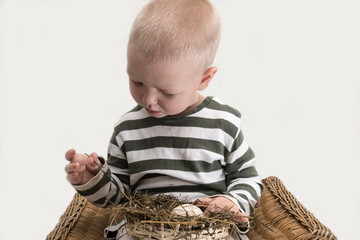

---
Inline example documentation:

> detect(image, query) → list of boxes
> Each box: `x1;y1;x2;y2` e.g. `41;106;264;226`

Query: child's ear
198;66;217;91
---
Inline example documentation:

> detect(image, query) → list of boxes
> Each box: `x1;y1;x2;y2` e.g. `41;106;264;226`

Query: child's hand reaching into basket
65;149;102;185
194;196;249;223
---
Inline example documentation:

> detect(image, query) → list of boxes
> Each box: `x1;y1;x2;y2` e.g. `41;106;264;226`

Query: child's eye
131;80;143;87
162;92;176;97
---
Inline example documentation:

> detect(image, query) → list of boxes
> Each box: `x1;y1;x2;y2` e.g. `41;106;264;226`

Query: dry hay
46;176;338;240
108;192;250;239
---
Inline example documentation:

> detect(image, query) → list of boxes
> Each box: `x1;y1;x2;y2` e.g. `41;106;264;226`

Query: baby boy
65;0;263;238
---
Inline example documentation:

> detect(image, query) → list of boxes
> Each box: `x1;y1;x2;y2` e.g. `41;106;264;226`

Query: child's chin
148;111;167;118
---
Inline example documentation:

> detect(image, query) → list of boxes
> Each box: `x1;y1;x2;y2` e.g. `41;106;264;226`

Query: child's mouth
146;108;161;115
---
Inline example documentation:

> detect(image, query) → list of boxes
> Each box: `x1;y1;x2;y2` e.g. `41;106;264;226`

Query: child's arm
64;149;102;185
64;147;127;207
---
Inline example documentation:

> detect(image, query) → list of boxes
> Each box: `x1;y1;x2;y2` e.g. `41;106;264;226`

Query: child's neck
169;94;205;118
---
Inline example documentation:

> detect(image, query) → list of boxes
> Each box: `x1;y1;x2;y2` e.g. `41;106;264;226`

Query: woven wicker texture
247;177;337;240
127;223;229;240
47;194;123;240
46;176;337;240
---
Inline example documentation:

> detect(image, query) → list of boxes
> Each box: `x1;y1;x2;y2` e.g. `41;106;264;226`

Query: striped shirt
74;96;263;216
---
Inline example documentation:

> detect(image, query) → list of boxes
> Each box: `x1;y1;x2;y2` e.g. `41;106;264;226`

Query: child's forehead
127;57;201;79
127;47;202;76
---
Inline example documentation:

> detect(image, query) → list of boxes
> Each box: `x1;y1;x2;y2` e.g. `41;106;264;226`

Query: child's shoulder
206;96;242;119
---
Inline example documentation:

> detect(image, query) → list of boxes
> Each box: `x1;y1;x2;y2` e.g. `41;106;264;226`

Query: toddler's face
127;52;204;118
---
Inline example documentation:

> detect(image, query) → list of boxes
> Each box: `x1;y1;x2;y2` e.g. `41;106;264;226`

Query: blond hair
128;0;221;71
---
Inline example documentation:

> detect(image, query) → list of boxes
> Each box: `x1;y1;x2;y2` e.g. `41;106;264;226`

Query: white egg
171;204;203;217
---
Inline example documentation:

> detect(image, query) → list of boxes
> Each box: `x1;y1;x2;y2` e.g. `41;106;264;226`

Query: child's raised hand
194;196;249;223
65;149;102;185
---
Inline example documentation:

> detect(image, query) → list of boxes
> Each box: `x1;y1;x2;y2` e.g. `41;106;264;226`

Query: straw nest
108;192;249;240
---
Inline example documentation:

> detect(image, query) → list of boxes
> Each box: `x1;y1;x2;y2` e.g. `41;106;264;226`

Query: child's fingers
195;197;248;222
230;211;249;223
65;162;85;174
64;149;101;185
65;149;76;161
88;152;98;166
65;149;91;166
238;217;249;224
65;149;88;164
194;197;212;205
194;198;218;215
194;198;219;210
65;161;83;184
86;152;102;174
66;171;82;185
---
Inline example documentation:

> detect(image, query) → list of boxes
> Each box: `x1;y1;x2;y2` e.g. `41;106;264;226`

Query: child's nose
142;90;158;106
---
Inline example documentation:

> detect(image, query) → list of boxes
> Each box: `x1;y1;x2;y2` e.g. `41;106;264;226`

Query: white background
1;0;359;239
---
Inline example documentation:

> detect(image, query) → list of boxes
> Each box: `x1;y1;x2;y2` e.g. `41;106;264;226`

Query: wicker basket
46;176;338;240
127;222;229;240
